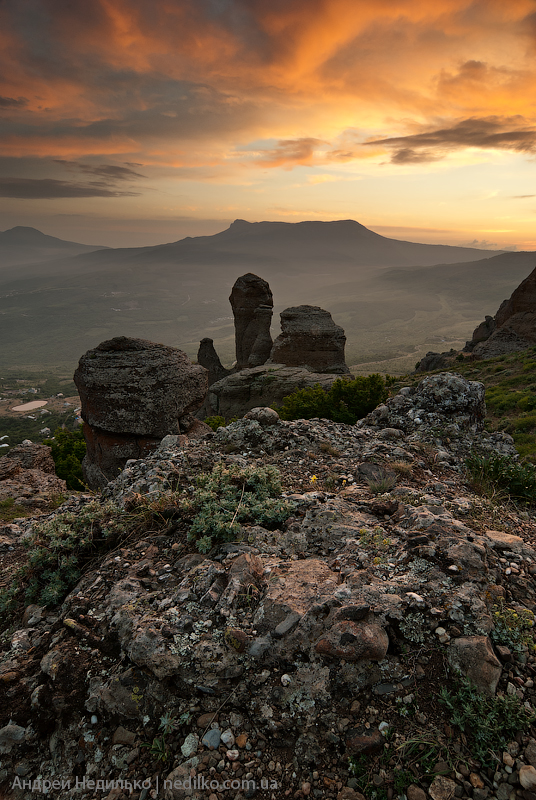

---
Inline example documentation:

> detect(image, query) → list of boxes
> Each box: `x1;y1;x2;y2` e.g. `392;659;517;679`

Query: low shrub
179;463;295;553
466;451;536;504
439;676;535;766
44;426;86;490
276;374;389;424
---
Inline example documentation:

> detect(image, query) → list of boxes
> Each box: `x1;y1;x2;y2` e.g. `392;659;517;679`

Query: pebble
202;728;221;750
221;729;235;748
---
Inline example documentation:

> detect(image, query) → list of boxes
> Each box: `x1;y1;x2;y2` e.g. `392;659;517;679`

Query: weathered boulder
206;363;346;419
230;273;273;370
197;337;230;386
74;336;208;488
360;372;486;436
0;442;67;506
268;305;349;374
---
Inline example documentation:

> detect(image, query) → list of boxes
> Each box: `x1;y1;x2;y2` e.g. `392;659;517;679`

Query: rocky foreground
2;375;536;800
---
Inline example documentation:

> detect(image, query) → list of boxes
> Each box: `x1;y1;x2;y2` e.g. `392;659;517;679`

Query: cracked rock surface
1;375;536;800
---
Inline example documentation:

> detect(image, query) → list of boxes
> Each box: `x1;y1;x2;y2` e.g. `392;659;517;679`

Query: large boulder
206;364;345;420
360;372;486;436
74;337;208;488
268;305;349;374
229;273;273;370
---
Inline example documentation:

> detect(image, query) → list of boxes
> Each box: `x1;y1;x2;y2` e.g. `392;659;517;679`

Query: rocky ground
2;374;536;800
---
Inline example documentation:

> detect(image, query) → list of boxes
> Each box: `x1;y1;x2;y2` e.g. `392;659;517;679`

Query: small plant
391;461;413;478
466;451;536;504
0;498;29;522
204;415;226;431
275;374;389;424
397;734;451;777
491;599;535;656
319;441;342;457
179;463;295;553
142;714;177;762
366;473;397;495
439;676;536;766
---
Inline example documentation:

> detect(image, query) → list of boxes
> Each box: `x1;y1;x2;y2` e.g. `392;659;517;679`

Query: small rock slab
201;729;221;750
315;621;388;661
448;636;501;696
345;728;382;755
520;766;536;790
485;530;524;551
428;775;457;800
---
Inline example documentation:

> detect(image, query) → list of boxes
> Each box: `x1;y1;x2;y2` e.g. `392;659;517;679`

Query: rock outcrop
0;442;66;509
197;337;230;386
206;363;347;420
269;305;350;373
2;374;536;799
230;273;273;370
74;336;207;489
466;265;536;358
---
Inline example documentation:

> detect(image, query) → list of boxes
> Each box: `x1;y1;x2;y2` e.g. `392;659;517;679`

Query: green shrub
276;374;389;424
204;415;226;431
44;426;86;490
180;463;295;553
466;451;536;504
491;600;535;656
439;676;535;766
0;500;131;617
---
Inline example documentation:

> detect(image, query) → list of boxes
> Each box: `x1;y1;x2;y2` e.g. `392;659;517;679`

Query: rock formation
229;273;273;369
268;305;349;374
0;442;66;509
466;265;536;358
197;337;230;386
206;363;346;420
74;336;208;488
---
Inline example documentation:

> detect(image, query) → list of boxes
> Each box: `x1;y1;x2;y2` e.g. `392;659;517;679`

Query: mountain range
0;220;534;374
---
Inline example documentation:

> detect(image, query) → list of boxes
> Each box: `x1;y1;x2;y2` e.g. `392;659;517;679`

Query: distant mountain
0;226;109;268
0;218;531;374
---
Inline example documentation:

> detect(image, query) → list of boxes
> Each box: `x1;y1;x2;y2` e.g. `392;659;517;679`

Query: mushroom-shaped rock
269;305;349;374
74;336;208;488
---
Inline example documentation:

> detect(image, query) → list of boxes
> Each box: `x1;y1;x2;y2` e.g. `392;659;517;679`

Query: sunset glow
1;0;535;248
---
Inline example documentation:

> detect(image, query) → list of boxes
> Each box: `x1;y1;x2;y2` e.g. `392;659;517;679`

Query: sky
1;0;536;249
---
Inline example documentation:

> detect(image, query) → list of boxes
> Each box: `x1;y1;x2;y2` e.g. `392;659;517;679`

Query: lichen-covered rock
268;305;349;374
74;336;208;488
207;363;345;419
0;442;67;506
360;372;487;439
230;273;273;370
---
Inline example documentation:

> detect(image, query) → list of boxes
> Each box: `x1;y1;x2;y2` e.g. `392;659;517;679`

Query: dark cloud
254;137;326;167
367;117;536;163
0;178;140;198
510;194;536;199
54;161;146;180
0;96;27;108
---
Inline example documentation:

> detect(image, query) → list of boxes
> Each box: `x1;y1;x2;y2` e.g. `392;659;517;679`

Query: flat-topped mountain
0;219;531;372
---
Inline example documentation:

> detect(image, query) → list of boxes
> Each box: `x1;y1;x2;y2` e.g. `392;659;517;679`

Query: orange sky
0;0;535;248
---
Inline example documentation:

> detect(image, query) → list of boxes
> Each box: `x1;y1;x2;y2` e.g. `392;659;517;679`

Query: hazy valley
0;219;534;376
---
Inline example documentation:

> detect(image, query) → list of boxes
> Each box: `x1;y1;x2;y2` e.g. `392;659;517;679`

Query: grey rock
269;305;349;374
74;336;207;488
0;724;26;754
230;273;273;370
201;728;221;749
197;338;230;386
